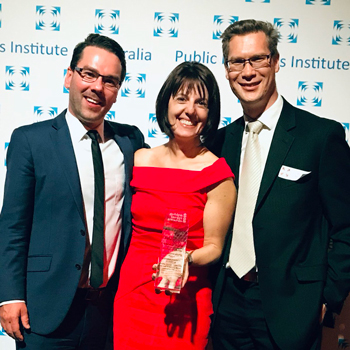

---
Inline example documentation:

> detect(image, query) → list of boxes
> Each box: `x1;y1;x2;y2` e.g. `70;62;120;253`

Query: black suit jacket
0;110;146;334
211;98;350;349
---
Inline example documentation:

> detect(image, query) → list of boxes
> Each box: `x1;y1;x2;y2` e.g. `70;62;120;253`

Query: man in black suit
211;19;350;350
0;34;146;349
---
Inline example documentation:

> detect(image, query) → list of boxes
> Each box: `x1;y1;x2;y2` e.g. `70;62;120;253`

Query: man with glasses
211;19;350;350
0;33;146;349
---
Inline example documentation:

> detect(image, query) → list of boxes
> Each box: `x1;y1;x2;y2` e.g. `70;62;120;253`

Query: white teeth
86;97;99;104
180;119;194;126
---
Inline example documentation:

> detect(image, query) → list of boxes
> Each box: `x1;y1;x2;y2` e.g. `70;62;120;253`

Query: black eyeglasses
74;67;121;91
226;53;272;72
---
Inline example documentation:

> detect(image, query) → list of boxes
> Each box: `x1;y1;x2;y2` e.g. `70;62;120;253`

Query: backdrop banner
0;1;349;348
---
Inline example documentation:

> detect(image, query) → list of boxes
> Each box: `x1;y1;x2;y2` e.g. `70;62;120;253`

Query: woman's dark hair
156;61;221;145
70;33;126;84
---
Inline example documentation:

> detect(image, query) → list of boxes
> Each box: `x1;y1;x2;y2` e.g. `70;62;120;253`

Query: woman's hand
152;250;190;294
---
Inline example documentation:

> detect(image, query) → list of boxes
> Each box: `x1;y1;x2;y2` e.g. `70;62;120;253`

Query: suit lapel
105;121;134;191
50;111;85;223
105;121;134;253
222;117;245;187
49;115;136;244
219;118;245;263
113;135;134;186
255;100;296;211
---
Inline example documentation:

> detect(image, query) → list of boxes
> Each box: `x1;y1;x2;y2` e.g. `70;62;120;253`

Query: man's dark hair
221;19;279;63
156;61;221;145
70;33;126;84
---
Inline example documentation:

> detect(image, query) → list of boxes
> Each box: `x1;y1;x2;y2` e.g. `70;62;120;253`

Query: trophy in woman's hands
155;209;189;294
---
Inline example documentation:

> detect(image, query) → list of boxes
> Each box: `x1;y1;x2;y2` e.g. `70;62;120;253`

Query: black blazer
211;98;350;350
0;110;146;335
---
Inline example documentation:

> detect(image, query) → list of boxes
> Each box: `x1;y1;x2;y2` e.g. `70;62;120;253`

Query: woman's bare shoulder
134;146;165;166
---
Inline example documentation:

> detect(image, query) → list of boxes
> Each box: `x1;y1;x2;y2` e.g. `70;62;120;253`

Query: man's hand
320;303;327;324
0;302;30;341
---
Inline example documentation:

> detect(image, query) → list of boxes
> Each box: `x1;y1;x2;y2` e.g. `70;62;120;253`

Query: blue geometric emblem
148;114;168;139
35;6;61;31
33;106;58;122
306;0;331;4
245;0;270;3
5;66;30;91
4;143;9;167
63;69;69;93
154;12;179;37
332;20;350;46
213;16;239;40
297;81;323;107
274;18;299;43
121;73;146;98
220;117;232;128
0;4;2;29
105;111;116;120
342;123;349;143
95;9;119;35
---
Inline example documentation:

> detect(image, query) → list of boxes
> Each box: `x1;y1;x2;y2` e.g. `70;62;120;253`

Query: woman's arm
190;177;236;266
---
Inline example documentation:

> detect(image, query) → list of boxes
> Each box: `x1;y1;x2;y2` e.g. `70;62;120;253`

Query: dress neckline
134;157;223;172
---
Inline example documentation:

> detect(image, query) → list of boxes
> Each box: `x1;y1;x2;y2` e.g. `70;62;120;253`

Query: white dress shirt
66;111;125;288
226;94;283;270
239;94;283;179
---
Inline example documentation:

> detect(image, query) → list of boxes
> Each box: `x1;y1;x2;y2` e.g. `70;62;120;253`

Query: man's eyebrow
82;66;119;80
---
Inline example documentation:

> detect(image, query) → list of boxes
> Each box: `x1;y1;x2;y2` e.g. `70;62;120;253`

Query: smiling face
64;46;121;129
167;84;209;142
225;31;279;118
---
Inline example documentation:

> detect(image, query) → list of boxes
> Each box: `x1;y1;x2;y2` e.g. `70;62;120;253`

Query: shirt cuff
0;300;25;307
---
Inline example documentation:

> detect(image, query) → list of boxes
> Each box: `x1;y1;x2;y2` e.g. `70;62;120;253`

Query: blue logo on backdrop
342;123;349;143
297;81;323;107
306;0;331;4
154;12;179;38
105;111;115;120
0;4;2;29
5;66;30;91
4;143;9;167
95;9;119;35
274;18;299;43
220;117;232;127
34;106;58;122
63;69;68;93
332;21;350;46
121;73;146;98
213;16;239;40
36;6;60;31
245;0;270;3
148;114;168;139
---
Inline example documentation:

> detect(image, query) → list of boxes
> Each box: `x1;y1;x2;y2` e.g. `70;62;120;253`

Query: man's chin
76;114;105;128
238;95;261;105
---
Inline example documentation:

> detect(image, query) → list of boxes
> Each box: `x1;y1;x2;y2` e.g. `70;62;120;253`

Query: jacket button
80;230;85;236
75;264;81;270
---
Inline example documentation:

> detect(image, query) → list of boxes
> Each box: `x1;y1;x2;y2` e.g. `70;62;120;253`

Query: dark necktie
87;130;105;289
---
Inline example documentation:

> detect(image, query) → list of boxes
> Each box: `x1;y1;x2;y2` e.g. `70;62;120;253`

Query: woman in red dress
113;62;237;349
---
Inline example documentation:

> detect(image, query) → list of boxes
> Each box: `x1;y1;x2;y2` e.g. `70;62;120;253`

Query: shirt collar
65;110;108;143
65;110;90;144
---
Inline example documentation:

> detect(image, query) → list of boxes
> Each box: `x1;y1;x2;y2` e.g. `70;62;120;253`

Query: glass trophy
154;209;189;293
